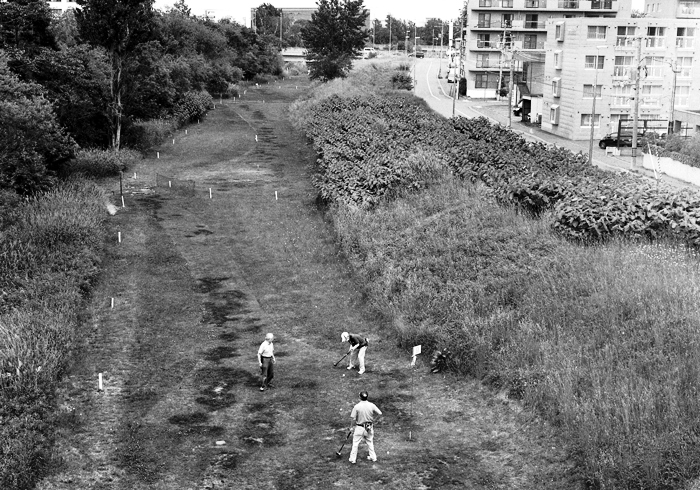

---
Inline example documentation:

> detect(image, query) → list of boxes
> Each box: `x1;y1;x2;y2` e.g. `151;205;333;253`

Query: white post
121;195;125;208
157;152;160;159
98;373;103;391
168;181;171;188
209;188;212;199
110;297;114;308
275;191;278;200
118;232;121;243
172;138;175;145
185;129;188;135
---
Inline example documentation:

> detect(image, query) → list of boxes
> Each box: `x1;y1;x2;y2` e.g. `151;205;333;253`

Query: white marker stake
98;373;103;391
172;138;175;145
185;129;188;135
275;191;278;201
255;135;258;142
111;297;114;308
121;195;125;208
133;172;136;178
118;232;121;243
157;151;160;159
209;188;212;199
168;181;172;188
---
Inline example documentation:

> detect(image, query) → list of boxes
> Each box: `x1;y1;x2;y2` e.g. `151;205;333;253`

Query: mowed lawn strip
40;79;577;490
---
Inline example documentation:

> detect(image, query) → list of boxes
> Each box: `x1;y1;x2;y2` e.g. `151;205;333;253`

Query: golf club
333;351;350;367
335;429;352;457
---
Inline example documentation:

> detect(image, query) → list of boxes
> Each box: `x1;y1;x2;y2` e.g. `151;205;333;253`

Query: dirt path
39;79;580;490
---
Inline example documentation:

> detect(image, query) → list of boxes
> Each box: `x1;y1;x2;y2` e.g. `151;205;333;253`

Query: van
362;47;376;59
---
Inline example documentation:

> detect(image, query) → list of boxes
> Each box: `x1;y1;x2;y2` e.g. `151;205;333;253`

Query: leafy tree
0;54;75;194
0;0;57;52
171;0;191;17
302;0;368;81
49;10;81;48
254;3;282;38
75;0;156;150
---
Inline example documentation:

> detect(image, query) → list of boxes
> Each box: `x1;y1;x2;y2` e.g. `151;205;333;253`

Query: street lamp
666;58;681;134
588;45;606;165
405;31;409;56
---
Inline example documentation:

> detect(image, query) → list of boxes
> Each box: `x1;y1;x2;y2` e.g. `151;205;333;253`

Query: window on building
676;28;695;48
591;0;613;8
525;14;539;29
475;73;499;88
479;0;493;6
477;34;492;48
524;34;539;49
646;27;666;48
645;57;665;78
476;54;492;68
609;114;629;132
583;84;602;98
611;85;632;106
614;56;633;77
587;26;606;40
680;1;700;16
525;0;540;7
552;78;562;97
677;57;693;77
559;0;579;8
478;13;492;28
616;26;636;46
502;13;513;28
585;55;604;69
550;105;560;124
554;50;563;69
641;85;663;106
581;114;601;127
675;85;690;107
502;0;514;7
555;22;565;41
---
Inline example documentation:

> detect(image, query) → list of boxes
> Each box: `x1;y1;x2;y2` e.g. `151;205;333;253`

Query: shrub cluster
172;90;214;126
0;178;107;488
65;148;142;178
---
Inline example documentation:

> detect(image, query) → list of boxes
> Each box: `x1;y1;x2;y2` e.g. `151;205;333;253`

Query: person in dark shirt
341;331;369;374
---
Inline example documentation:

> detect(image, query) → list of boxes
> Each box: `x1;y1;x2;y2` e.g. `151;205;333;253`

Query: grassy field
28;78;580;490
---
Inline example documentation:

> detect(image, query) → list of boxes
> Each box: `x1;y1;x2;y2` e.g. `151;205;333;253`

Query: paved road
411;56;696;190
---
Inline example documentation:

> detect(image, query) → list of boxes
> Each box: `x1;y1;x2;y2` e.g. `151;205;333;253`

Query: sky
154;0;646;27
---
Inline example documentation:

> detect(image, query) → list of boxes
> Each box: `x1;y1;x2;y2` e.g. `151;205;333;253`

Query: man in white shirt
257;333;276;391
349;391;382;464
341;331;369;374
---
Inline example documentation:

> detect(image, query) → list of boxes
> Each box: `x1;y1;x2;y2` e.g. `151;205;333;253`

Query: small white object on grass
172;138;175;145
209;188;212;199
118;232;121;243
185;129;188;135
157;151;160;159
110;298;114;308
121;195;125;208
275;191;278;201
215;440;226;446
98;373;103;391
133;172;136;178
168;181;172;188
255;135;258;142
106;203;117;215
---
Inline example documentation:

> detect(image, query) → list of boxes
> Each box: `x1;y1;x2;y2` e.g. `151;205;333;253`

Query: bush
391;71;413;90
123;118;179;151
64;148;142;178
172;90;213;125
0;178;106;488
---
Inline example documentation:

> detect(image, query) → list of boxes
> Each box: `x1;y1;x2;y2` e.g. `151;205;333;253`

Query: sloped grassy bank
290;64;700;489
0;180;107;489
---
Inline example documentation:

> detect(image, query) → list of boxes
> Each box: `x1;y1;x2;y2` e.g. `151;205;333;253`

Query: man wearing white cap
341;331;369;374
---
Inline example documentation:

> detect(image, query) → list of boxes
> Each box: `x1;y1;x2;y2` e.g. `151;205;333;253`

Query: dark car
415;50;425;58
598;133;634;149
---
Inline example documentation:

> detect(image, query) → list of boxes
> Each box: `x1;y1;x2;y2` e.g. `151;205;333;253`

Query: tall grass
0;178;107;488
293;65;700;488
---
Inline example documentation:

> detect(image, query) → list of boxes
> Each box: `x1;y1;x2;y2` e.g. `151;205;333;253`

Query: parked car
598;133;638;149
361;47;376;59
415;49;425;58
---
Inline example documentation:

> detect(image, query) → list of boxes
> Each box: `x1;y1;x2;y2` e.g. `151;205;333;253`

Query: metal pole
669;63;678;134
588;51;600;165
632;37;641;168
507;55;514;128
389;16;391;52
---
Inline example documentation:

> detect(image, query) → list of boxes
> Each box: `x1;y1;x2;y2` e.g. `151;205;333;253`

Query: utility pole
452;17;463;117
389;16;391;52
588;46;605;165
669;59;680;134
508;53;514;128
632;36;642;168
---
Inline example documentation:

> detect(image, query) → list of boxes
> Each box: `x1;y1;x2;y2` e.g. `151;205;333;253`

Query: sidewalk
414;58;696;190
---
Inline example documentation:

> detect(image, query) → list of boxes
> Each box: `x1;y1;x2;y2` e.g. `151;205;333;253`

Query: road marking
426;61;441;100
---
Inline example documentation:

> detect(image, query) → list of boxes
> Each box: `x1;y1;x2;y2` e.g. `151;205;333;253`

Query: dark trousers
260;357;274;387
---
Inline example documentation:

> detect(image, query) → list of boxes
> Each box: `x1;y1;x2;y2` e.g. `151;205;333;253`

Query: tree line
0;0;283;195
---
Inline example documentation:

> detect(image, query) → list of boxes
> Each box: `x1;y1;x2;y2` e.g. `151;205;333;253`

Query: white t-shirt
258;341;274;357
351;400;382;425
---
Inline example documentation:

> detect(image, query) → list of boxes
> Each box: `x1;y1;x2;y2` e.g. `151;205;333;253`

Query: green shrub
391;71;413;90
123;118;179;151
172;90;213;125
0;178;106;488
65;148;142;178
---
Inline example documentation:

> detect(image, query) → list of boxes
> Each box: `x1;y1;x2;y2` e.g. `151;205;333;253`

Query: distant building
643;0;700;18
205;9;216;20
249;7;371;33
540;15;700;140
48;0;80;16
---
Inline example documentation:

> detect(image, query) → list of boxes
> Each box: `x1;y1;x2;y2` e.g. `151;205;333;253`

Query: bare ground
38;79;582;490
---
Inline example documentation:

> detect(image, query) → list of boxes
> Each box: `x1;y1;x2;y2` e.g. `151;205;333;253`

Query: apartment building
465;0;632;108
644;0;700;18
540;16;700;140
